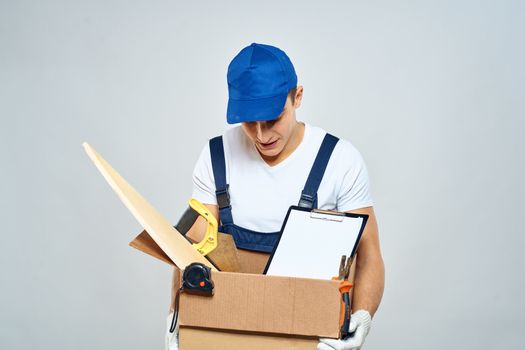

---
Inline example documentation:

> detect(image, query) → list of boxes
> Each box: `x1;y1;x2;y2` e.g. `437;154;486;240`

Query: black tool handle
175;206;200;235
341;292;352;338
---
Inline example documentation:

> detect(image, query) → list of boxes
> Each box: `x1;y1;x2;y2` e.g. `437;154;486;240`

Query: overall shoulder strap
209;136;233;225
298;133;339;209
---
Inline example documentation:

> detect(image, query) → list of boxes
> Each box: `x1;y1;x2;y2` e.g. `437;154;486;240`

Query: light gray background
1;0;524;349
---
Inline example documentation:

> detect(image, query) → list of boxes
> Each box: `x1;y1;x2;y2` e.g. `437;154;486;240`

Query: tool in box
182;262;214;296
176;198;241;272
176;198;219;256
170;262;215;333
333;255;354;339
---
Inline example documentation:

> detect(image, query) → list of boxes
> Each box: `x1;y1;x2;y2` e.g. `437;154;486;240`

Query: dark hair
288;87;297;105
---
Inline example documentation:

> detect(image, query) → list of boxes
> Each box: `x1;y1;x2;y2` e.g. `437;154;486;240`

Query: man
166;43;384;350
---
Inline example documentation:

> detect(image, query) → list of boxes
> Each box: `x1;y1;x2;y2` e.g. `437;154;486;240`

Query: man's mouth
257;139;278;149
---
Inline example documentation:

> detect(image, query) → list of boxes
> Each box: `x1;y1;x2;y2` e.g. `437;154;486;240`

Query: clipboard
263;206;368;280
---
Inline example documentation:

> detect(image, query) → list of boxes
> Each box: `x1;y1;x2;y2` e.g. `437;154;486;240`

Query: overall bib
209;133;339;253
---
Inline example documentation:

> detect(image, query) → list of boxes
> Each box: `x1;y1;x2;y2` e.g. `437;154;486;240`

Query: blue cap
226;43;297;124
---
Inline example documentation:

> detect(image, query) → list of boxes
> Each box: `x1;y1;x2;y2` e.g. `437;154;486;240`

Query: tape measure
170;262;214;333
182;262;214;296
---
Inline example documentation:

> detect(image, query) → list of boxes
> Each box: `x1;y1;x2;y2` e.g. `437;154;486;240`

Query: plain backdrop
1;0;524;349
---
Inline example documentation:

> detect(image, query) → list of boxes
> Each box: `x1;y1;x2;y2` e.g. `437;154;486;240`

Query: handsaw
83;142;215;270
177;198;219;255
175;198;241;272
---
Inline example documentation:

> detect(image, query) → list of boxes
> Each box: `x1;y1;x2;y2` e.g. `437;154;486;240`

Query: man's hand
317;310;372;350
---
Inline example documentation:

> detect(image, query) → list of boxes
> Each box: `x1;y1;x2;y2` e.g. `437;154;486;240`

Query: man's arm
347;206;384;317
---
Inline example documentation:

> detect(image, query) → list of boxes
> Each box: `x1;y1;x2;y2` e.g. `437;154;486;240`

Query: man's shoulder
306;124;362;159
204;126;246;149
208;125;243;142
212;126;252;158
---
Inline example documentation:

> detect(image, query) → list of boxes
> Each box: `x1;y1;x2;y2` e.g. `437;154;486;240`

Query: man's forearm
352;253;385;317
347;207;385;317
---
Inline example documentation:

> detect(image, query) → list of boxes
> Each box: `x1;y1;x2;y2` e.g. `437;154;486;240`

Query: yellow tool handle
189;198;218;256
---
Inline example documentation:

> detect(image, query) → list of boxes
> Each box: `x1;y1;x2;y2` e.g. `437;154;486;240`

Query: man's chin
257;146;283;159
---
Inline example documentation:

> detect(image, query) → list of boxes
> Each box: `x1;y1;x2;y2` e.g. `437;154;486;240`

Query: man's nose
255;122;266;140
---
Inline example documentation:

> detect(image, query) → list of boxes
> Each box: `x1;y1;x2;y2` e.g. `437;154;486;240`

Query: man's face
241;94;300;160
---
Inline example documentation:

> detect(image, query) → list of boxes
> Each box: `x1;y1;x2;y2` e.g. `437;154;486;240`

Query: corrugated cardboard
130;230;175;266
236;249;271;274
128;227;345;347
131;231;349;348
178;271;341;338
179;328;319;350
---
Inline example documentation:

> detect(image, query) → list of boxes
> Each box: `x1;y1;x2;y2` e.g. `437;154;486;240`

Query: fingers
320;331;365;350
318;311;371;350
344;325;365;349
348;318;358;333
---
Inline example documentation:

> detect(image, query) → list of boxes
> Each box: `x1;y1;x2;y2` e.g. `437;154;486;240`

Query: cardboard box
132;230;345;349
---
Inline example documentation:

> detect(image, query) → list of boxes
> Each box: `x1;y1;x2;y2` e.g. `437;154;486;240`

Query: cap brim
226;93;288;124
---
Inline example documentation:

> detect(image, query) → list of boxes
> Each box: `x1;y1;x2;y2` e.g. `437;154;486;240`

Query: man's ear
294;85;304;108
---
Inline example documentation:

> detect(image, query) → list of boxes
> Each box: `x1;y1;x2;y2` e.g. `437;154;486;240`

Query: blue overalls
209;133;339;253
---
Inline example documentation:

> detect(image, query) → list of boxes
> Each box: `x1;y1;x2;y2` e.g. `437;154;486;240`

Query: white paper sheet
265;207;367;280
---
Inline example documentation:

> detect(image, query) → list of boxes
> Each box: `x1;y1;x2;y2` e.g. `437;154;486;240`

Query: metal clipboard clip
310;209;345;222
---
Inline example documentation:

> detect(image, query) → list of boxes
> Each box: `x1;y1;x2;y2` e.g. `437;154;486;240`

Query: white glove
165;311;179;350
317;310;372;350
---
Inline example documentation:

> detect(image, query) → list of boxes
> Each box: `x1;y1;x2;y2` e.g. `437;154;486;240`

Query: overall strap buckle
298;192;317;209
215;186;231;210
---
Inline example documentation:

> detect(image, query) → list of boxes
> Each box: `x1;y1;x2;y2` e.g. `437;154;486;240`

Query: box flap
129;230;175;266
236;249;271;274
178;271;341;338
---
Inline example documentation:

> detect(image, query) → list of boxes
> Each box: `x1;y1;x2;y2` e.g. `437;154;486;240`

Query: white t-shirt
192;123;374;232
